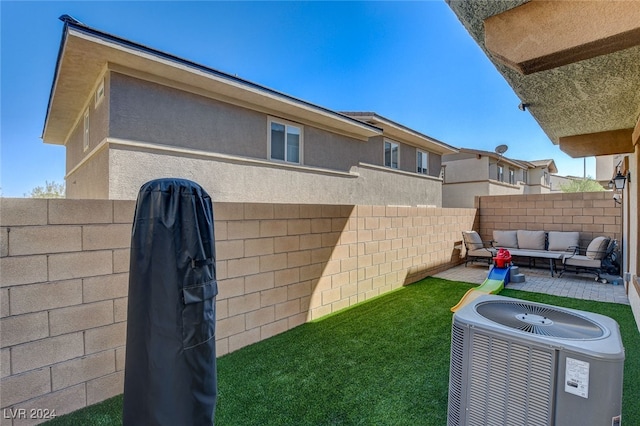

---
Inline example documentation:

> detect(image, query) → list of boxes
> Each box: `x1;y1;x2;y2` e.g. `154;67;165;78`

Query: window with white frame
268;118;302;164
83;109;90;152
497;165;504;182
384;140;399;169
417;150;428;174
95;79;105;107
522;169;528;184
509;169;515;184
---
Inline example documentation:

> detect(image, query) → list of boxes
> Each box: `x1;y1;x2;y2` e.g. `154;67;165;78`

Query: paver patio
435;263;629;305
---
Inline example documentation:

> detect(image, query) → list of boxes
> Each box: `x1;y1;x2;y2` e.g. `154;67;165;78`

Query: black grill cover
123;178;217;425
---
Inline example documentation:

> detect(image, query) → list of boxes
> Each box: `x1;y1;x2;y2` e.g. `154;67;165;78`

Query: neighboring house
441;148;557;207
446;1;639;327
42;18;457;206
548;174;579;192
596;154;629;189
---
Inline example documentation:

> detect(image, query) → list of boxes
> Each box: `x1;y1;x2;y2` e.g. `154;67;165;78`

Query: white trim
383;139;399;169
417;149;429;175
66;137;357;180
83;109;90;152
267;116;303;165
94;78;105;107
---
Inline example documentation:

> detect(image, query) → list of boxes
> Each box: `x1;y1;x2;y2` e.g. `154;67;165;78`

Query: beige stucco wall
103;142;444;206
63;72;446;206
443;155;488;183
110;72;269;160
0;198;475;421
443;181;487;208
109;72;394;174
66;146;110;199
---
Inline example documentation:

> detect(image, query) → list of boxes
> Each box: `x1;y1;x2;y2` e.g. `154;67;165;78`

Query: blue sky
0;1;595;197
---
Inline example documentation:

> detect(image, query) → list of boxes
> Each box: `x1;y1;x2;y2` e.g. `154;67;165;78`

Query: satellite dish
495;144;509;155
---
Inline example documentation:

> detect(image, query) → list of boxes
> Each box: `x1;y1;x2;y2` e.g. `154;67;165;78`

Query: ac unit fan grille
475;300;605;339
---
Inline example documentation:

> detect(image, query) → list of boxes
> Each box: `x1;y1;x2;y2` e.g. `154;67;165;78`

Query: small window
522;170;528;184
497;165;504;182
384;140;399;169
95;79;105;107
417;150;429;175
509;169;515;184
83;109;90;152
268;118;302;164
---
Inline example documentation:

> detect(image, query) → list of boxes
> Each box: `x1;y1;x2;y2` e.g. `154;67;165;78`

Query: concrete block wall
0;199;133;426
213;203;475;355
477;192;622;247
0;198;476;423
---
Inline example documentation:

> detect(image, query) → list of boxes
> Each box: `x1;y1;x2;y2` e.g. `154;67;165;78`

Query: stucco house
42;17;457;206
441;148;557;207
446;0;640;327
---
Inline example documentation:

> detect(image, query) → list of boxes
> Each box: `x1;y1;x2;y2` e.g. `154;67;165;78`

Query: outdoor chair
462;231;496;266
560;236;611;282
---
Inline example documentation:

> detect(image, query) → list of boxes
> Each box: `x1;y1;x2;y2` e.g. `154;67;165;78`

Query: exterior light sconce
518;102;530;112
609;161;630;191
613;170;628;190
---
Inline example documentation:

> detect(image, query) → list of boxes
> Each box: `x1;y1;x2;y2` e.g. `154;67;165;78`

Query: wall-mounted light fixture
518;102;530;112
608;161;630;190
613;170;629;190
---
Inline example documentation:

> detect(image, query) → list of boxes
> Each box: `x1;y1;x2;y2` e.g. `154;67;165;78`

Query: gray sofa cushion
547;231;579;252
586;236;610;260
493;230;518;248
462;231;484;250
517;230;545;250
564;254;601;268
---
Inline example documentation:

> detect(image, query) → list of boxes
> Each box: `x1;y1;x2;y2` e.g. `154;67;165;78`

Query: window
95;79;105;107
384;140;399;169
509;169;515;184
544;171;550;186
497;165;504;182
522;170;528;184
417;150;429;174
83;109;90;152
269;118;302;164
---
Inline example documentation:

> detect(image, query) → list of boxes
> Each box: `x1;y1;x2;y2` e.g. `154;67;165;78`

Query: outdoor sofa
463;230;611;278
491;230;579;276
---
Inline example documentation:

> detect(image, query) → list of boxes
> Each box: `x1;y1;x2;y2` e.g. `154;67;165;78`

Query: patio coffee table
509;251;565;277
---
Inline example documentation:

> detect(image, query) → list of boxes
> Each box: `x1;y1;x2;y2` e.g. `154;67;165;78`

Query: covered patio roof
446;0;640;158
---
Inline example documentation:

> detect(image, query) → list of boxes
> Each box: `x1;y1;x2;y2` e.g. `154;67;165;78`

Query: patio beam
558;128;635;158
484;1;640;75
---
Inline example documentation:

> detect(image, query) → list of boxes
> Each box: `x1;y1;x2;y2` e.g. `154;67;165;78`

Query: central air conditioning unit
448;294;624;426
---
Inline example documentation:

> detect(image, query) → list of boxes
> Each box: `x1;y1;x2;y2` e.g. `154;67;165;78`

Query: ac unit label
565;357;589;398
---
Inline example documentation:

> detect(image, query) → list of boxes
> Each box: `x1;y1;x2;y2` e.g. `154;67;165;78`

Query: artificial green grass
46;278;639;425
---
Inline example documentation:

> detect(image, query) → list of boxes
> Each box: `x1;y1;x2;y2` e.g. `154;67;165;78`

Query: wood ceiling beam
484;1;640;75
558;129;635;158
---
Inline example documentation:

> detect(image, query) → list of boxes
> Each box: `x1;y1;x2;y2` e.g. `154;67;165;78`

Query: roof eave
42;21;382;146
